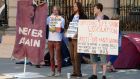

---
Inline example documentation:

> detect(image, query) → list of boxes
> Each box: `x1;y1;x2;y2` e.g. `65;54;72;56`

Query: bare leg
92;64;97;75
102;64;107;76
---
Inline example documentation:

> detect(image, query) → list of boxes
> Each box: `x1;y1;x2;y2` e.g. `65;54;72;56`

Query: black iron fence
47;0;96;28
1;0;139;31
48;0;140;32
119;0;140;32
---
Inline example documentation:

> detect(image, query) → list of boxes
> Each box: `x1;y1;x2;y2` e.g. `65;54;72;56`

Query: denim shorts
90;54;107;64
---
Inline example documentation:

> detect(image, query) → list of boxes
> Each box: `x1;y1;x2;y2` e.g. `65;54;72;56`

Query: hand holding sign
49;27;56;32
66;22;78;38
55;21;62;32
49;15;62;33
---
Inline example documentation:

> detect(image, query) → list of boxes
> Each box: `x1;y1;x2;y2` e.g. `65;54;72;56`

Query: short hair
94;3;103;12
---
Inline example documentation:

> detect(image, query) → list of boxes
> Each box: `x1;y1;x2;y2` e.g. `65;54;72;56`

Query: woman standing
68;2;87;77
47;6;65;77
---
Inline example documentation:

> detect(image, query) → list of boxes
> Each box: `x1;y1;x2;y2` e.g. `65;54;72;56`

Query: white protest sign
49;16;62;32
78;20;119;55
66;22;78;38
49;16;62;28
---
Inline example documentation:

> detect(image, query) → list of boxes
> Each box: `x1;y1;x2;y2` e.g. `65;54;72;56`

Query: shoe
48;72;55;77
88;75;97;79
108;68;117;72
71;73;77;76
77;74;82;77
55;72;61;77
102;76;106;79
76;74;82;78
35;65;41;68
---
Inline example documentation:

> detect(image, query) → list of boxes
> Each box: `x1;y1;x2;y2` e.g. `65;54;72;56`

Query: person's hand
73;32;78;38
55;27;61;33
49;27;56;32
64;32;67;37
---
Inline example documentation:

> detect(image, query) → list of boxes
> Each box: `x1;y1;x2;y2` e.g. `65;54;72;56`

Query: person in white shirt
46;6;65;77
0;1;5;20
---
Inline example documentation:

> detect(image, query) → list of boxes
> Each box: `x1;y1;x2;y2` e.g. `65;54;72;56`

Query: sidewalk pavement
0;58;140;79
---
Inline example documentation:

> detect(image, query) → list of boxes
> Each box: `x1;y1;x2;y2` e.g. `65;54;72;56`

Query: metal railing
47;0;140;32
119;0;140;32
0;0;8;27
47;0;96;28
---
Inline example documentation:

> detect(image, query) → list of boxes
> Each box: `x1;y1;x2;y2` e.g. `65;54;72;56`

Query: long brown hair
74;2;84;15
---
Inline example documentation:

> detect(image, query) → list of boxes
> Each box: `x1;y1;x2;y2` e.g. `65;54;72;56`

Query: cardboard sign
77;20;119;55
49;16;62;32
49;16;62;28
66;22;78;38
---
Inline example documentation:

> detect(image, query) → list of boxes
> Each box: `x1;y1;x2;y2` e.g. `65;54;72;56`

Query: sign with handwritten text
66;22;78;38
77;20;119;55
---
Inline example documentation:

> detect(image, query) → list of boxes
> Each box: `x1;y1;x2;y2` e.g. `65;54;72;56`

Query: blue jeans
109;31;122;64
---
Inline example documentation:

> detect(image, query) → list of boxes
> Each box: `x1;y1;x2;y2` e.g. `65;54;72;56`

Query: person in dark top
88;3;109;79
68;2;87;77
107;16;120;72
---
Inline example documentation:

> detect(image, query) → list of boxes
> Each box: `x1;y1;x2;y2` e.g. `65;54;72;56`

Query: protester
88;3;109;79
107;32;122;72
107;16;121;72
46;6;65;77
68;2;87;77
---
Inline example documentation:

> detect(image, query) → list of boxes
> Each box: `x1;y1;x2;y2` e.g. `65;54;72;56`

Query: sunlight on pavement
0;75;13;79
3;72;46;79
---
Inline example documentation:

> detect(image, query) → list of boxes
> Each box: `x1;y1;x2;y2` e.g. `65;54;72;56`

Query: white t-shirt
95;15;103;20
72;15;79;22
47;15;65;41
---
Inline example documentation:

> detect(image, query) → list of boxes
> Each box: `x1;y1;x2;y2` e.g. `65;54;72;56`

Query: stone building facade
8;0;17;27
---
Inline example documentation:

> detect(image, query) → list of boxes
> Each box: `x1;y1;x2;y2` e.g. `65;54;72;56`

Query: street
0;58;140;79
